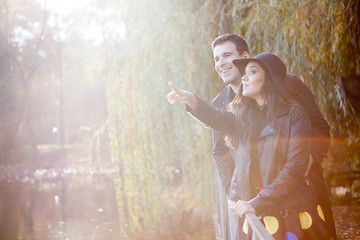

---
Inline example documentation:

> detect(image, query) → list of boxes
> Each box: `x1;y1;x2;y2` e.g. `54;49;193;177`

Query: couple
167;34;337;240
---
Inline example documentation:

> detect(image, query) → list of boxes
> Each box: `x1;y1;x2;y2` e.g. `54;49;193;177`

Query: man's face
213;41;245;85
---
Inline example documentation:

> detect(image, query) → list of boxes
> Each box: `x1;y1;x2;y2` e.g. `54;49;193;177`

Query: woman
167;53;333;240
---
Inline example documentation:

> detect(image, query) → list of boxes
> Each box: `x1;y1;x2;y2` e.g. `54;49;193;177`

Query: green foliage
129;186;215;240
106;0;223;238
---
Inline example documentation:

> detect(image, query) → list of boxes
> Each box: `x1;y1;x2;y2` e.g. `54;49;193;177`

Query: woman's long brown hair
224;69;298;149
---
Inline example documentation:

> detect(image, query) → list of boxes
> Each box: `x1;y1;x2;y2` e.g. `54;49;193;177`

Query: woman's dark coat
189;98;315;216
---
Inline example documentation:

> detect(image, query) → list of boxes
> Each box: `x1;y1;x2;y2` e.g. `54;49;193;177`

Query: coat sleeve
210;94;235;196
212;129;234;195
249;107;311;214
186;96;237;134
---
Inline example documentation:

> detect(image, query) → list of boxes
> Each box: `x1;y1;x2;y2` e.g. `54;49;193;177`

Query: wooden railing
245;213;275;240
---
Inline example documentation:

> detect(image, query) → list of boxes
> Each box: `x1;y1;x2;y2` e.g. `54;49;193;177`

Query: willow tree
228;0;360;173
106;0;223;238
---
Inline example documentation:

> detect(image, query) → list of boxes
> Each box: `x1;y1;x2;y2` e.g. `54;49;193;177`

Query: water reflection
0;167;120;240
1;167;359;239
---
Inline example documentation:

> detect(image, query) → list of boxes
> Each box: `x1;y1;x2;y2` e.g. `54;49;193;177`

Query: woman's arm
167;82;237;134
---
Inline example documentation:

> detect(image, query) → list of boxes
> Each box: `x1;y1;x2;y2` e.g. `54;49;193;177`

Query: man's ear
241;51;250;58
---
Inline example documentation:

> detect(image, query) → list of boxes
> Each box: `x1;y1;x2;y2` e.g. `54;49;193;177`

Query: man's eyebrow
216;51;233;57
214;51;233;61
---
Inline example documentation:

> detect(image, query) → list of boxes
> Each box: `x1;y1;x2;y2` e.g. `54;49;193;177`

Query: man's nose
218;57;226;66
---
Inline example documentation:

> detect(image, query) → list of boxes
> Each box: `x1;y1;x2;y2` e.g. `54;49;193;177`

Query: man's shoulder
211;85;233;108
275;102;304;118
285;73;302;85
285;73;311;96
288;105;311;124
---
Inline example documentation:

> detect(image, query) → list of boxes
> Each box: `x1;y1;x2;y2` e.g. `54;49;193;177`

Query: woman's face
242;61;265;105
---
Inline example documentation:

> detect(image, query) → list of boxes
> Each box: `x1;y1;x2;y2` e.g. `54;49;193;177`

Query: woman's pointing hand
166;82;198;110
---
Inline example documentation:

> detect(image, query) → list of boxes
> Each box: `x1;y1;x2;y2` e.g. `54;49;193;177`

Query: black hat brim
233;58;268;77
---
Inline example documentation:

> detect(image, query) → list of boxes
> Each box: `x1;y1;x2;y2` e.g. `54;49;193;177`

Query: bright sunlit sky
44;0;92;15
37;0;126;44
44;0;103;44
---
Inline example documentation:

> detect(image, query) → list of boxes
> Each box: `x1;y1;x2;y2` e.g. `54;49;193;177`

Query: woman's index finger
168;82;180;93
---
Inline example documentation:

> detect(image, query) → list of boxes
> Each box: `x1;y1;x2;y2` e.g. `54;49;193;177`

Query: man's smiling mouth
221;68;231;74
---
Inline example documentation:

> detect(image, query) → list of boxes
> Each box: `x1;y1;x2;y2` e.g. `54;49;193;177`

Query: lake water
0;168;359;240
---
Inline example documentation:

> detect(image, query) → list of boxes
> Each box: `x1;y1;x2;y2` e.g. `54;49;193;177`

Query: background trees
0;0;108;163
105;1;220;237
0;0;359;239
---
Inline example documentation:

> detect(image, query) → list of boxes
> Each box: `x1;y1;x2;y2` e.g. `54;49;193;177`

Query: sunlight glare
43;0;92;16
39;0;126;44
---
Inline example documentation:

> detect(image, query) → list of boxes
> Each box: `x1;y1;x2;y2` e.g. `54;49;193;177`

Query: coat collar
274;102;291;117
258;102;291;139
259;124;275;139
211;85;235;108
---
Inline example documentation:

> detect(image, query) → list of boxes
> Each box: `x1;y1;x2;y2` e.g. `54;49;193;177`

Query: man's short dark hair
211;34;249;55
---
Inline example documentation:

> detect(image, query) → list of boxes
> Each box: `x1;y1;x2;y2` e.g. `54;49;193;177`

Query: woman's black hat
233;52;286;83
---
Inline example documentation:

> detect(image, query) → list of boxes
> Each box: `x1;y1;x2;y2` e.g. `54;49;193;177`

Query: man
210;35;249;240
208;34;336;239
211;35;248;196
